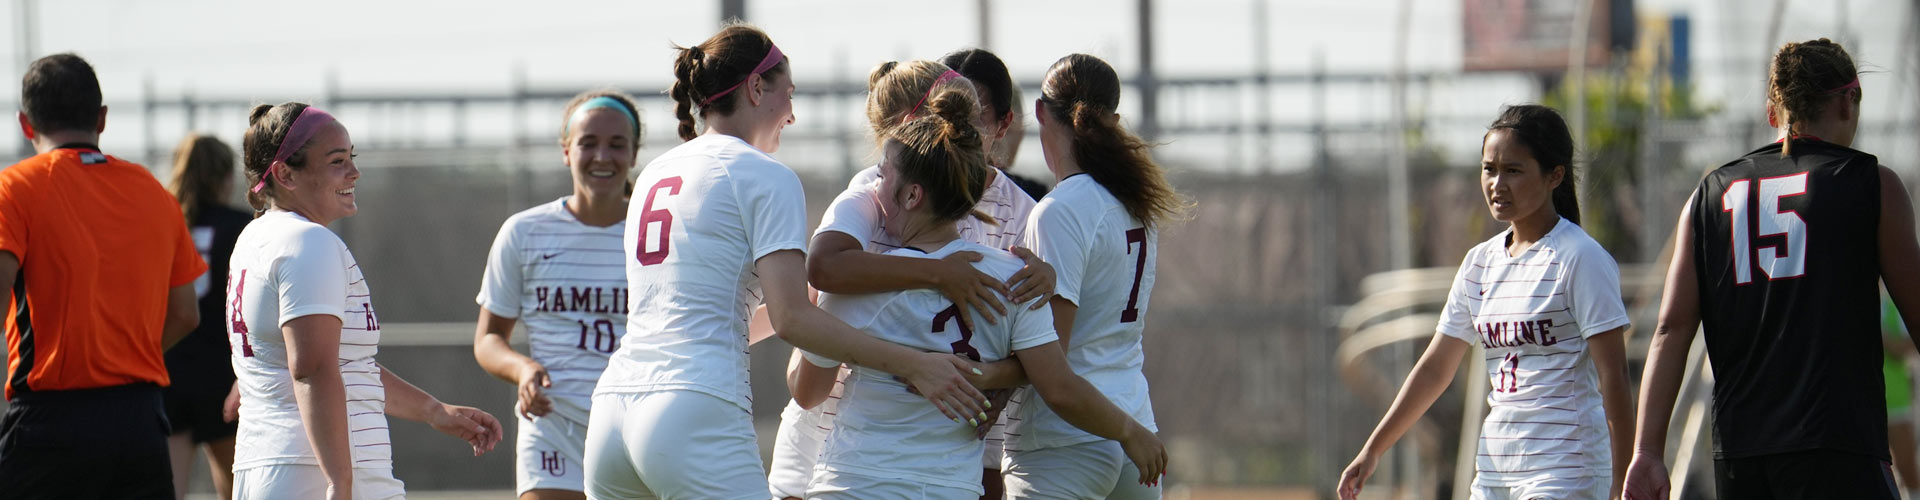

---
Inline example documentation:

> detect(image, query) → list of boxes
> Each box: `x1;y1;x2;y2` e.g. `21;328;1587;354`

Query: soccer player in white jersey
798;69;1163;500
1337;105;1635;500
996;54;1186;500
582;24;989;500
474;90;643;500
227;102;503;500
768;56;1052;500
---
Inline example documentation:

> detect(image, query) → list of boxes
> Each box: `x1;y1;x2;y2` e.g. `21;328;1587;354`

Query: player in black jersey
1625;38;1920;499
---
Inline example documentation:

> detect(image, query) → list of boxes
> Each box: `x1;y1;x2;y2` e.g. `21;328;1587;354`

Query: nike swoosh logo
541;253;562;260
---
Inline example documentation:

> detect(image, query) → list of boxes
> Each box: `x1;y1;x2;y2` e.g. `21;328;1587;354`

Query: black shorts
163;378;237;443
1715;449;1899;500
0;384;173;499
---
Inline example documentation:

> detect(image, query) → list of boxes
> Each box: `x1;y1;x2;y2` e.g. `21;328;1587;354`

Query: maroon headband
253;106;337;193
700;43;785;106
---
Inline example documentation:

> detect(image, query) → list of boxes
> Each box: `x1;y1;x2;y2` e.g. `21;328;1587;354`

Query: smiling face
1480;128;1562;223
753;69;797;153
562;107;637;200
273;120;358;225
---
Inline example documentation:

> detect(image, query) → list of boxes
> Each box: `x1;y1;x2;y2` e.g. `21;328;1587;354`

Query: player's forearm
378;364;446;423
774;305;932;379
807;246;940;294
1359;357;1443;459
473;333;535;385
973;357;1029;389
1632;327;1693;459
1598;361;1636;488
293;366;355;487
1035;374;1143;442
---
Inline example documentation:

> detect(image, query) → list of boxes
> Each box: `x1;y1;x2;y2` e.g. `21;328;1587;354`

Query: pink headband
902;70;963;124
253;106;337;193
1827;78;1861;94
700;43;785;106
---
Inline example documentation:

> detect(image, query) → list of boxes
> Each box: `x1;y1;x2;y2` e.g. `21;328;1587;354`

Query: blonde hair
166;133;237;221
890;80;993;226
865;60;972;140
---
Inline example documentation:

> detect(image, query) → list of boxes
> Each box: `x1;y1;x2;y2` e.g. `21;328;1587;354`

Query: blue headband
566;96;639;138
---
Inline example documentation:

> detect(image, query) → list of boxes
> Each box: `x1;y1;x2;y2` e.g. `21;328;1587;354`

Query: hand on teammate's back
428;403;504;457
515;361;554;419
1119;423;1166;487
904;352;991;425
935;251;1008;326
1006;246;1055;309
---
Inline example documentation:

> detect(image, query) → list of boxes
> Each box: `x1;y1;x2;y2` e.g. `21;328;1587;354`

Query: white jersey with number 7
1005;174;1159;451
597;134;810;410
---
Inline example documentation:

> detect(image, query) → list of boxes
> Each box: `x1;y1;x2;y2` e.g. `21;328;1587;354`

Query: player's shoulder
1544;219;1612;263
502;197;572;230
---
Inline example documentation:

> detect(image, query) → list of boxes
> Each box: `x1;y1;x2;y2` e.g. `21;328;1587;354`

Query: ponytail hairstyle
1486;104;1580;225
241;102;315;213
866;60;972;139
167;133;237;222
1039;54;1188;227
890;80;994;226
669;23;787;141
1768;38;1860;156
558;88;644;160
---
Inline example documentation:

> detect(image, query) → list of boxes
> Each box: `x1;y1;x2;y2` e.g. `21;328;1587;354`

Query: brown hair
241;102;315;212
993;84;1026;167
669;23;788;141
890;81;993;226
167;133;237;222
1039;54;1188;227
558;89;644;159
1768;38;1859;156
865;60;971;141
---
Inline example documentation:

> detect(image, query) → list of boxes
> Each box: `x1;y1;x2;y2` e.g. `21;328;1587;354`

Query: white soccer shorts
585;390;767;500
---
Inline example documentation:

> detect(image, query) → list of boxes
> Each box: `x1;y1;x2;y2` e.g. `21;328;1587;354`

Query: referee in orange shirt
0;53;206;499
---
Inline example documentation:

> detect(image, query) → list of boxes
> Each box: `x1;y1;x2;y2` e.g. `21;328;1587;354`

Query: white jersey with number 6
1435;218;1629;486
597;134;809;410
477;197;627;425
1006;174;1158;452
227;210;391;473
805;241;1057;496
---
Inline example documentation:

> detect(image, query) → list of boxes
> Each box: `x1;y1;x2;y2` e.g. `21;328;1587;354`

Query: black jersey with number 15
1689;138;1885;461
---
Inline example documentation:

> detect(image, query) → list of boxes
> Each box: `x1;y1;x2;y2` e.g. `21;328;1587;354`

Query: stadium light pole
977;0;992;50
14;0;36;159
721;0;747;23
1135;0;1159;141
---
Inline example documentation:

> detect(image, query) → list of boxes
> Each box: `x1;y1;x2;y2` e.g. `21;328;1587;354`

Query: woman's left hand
1007;247;1055;309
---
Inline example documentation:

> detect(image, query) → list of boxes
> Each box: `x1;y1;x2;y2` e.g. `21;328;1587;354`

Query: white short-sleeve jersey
477;197;626;425
1006;174;1158;451
811;241;1057;494
1434;218;1630;485
227;210;390;472
770;164;1039;493
597;134;809;411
